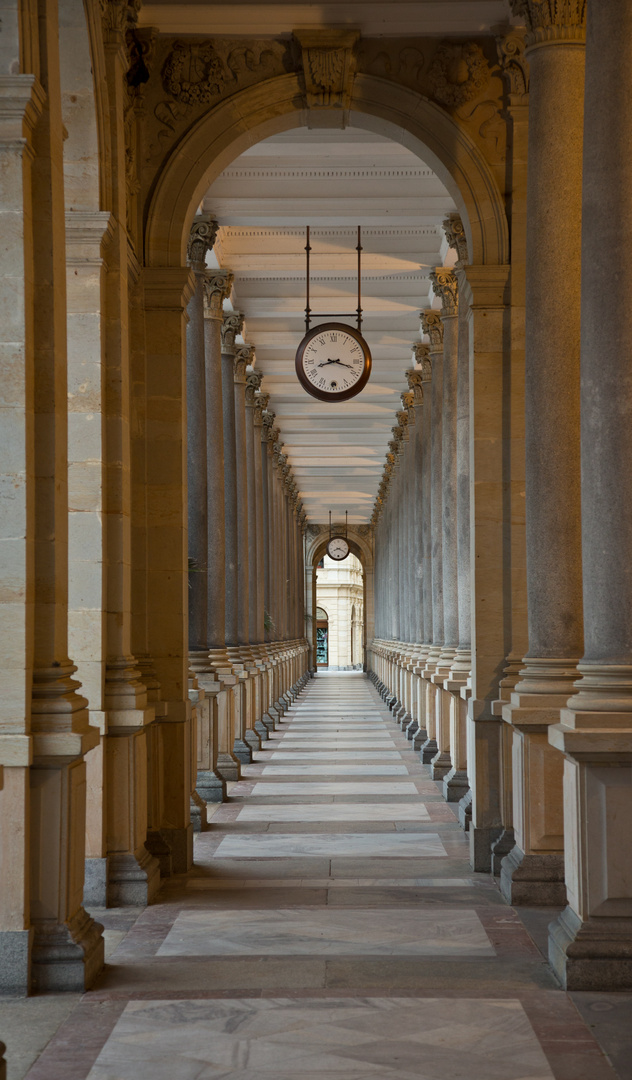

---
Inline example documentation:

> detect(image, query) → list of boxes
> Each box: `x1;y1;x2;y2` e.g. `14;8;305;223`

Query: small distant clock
327;536;350;561
295;322;372;402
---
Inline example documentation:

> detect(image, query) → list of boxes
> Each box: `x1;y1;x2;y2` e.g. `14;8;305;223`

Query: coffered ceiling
202;127;457;523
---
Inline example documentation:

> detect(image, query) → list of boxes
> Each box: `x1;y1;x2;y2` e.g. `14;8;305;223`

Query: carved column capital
411;342;432;380
442;214;469;268
430;267;459;317
221;311;244;355
420;308;444;348
245;365;263;405
510;0;586;47
187;215;218;272
202;269;233;319
234;344;253;383
496;28;530;101
405;369;424;405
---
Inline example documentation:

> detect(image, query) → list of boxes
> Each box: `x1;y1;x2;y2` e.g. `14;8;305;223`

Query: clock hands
317;358;354;370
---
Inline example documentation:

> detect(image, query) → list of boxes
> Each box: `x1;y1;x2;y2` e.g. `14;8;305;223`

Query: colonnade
370;0;632;990
185;216;309;802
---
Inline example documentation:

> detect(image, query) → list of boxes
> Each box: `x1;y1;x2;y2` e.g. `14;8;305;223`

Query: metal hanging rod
305;226;363;333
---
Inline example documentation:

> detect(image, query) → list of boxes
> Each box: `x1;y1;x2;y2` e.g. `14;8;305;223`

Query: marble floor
8;672;631;1079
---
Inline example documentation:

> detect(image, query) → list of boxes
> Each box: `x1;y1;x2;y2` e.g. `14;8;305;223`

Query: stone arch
306;529;374;673
144;72;509;269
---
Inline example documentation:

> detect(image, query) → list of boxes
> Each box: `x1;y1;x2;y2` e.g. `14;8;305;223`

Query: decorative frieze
202;270;233;319
430;267;459;317
510;0;586;46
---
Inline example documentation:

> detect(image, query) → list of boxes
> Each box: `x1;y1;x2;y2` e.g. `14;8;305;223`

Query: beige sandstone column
501;0;586;905
143;266;195;875
404;367;426;743
412;345;434;752
548;0;632;991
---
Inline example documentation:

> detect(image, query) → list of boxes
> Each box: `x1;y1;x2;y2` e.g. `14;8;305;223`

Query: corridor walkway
23;674;618;1079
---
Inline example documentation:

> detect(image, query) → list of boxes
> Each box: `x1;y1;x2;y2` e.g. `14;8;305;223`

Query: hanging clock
327;535;350;561
295;322;372;403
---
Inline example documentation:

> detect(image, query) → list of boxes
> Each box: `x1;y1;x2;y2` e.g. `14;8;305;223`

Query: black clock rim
327;536;350;560
295;321;372;403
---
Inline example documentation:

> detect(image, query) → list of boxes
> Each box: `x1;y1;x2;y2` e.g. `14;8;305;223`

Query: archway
305;529;374;675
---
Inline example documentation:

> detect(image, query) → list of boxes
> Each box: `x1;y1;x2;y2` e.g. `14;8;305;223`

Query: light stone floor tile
251;782;419;796
279;740;396;749
213;831;446;858
279;732;394;740
260;765;409;776
237;802;430;822
187;877;477;889
267;752;403;761
157;907;494;957
87;997;555;1080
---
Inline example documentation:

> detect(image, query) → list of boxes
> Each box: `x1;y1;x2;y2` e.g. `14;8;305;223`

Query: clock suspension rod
305;226;311;333
329;510;332;541
356;226;362;331
345;510;348;538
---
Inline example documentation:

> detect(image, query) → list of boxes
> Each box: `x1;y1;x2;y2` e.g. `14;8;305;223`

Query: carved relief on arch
294;29;359;112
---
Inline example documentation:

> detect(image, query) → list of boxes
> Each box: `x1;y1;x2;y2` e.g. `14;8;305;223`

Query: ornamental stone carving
187;215;218;270
221;311;244;355
294;29;359;112
99;0;140;39
430;267;459;317
163;40;228;104
420;308;445;347
405;369;424;404
442;214;469;267
428;41;490;109
509;0;586;45
496;29;529;100
202;270;233;319
411;342;432;380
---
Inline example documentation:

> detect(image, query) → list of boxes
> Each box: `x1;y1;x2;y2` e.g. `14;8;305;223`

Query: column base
106;849;162;906
160;824;193;874
457;787;472;831
490;827;515;877
0;929;32;994
196;768;227;803
190;791;209;832
145;830;173;878
260;712;276;732
419;737;438;763
500;846;566;906
244;729;261;752
84;856;110;908
31;907;104;992
469;824;502;872
442;767;469;803
549;905;632;990
411;726;428;752
217;752;241;782
233;739;253;763
430;750;452;780
254;719;269;741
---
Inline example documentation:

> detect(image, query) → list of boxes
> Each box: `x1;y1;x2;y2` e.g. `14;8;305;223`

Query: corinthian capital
510;0;586;46
245;366;263;405
221;311;244;355
442;214;469;267
430;267;458;317
405;369;424;405
420;308;444;348
496;28;529;100
187;215;218;271
234;343;254;383
411;342;432;380
202;270;233;319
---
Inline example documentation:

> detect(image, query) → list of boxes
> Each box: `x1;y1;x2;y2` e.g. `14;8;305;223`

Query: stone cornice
420;308;444;348
221;310;244;355
202;269;233;318
510;0;586;47
187;214;218;271
430;267;458;317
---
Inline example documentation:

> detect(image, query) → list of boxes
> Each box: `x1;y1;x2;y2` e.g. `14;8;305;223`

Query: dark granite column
548;0;632;991
502;0;586;905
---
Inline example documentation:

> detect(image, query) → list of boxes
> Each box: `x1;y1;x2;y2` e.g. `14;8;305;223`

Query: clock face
295;322;372;402
327;536;350;561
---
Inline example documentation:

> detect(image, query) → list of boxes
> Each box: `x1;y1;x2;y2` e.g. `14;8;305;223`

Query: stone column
419;309;444;766
186;217;217;653
143;267;196;876
548;0;632;991
502;0;586;904
411;345;434;751
246;370;264;646
404;366;425;741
